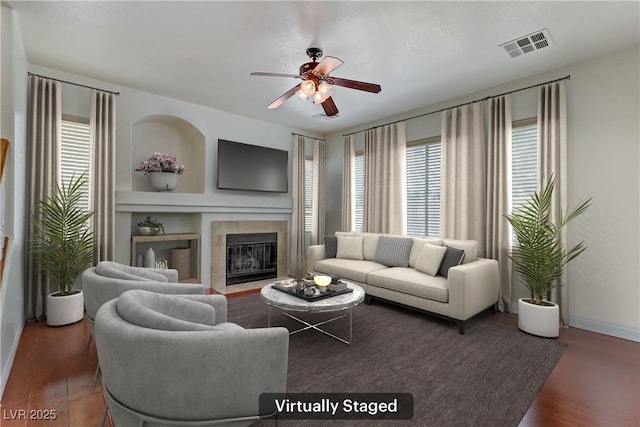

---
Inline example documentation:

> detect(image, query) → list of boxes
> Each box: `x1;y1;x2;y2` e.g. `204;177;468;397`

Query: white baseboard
510;301;639;342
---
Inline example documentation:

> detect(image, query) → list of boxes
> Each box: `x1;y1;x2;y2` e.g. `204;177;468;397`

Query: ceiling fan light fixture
295;90;308;100
300;80;316;96
317;82;333;97
313;92;326;104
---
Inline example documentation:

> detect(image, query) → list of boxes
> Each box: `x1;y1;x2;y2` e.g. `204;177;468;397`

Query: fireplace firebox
226;232;277;285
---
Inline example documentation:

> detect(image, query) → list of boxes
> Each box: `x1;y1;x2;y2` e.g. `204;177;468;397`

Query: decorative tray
271;281;353;302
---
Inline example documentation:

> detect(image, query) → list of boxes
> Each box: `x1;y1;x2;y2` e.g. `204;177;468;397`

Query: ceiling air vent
313;113;340;120
500;29;552;58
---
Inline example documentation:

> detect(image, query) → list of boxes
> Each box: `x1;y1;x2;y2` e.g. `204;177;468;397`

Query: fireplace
226;232;278;285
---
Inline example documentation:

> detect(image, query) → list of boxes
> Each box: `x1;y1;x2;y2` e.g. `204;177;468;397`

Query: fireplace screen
226;232;277;285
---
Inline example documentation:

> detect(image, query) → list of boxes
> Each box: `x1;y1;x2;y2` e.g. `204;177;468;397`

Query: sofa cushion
415;244;447;276
116;290;218;331
443;239;478;264
324;235;338;258
438;245;466;278
313;258;387;284
95;261;168;282
356;233;381;261
368;268;449;303
374;236;413;267
408;238;444;268
336;235;364;260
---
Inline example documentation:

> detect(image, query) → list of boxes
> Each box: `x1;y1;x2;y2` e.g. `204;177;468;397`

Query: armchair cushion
95;261;168;282
117;290;218;331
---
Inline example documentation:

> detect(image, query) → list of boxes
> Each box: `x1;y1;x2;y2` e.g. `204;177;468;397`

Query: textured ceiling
6;1;640;134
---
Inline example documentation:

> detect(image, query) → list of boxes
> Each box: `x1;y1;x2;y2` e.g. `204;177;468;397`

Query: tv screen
217;139;288;193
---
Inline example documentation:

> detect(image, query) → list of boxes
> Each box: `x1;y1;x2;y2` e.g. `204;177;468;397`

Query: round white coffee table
260;281;365;345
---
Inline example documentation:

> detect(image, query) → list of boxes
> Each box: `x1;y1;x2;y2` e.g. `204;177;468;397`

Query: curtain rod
343;75;571;137
28;72;120;96
292;132;324;141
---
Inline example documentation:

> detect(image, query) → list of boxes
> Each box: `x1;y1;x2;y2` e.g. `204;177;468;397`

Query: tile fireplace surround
210;220;288;291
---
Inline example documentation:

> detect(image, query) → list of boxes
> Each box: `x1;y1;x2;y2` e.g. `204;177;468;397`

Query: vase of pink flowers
136;152;185;191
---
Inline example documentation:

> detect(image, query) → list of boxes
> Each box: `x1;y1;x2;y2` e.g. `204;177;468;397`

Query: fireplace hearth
226;232;277;285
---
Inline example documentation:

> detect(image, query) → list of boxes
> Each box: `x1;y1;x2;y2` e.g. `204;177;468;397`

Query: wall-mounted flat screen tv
217;139;288;193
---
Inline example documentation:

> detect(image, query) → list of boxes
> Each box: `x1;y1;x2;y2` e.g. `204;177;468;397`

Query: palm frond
29;173;95;295
505;175;590;304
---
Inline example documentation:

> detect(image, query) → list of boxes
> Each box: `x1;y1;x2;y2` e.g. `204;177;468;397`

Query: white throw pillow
336;236;364;260
415;244;447;276
408;238;443;268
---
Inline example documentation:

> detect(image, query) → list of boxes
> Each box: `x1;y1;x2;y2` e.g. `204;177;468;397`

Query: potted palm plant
505;176;591;337
30;174;95;326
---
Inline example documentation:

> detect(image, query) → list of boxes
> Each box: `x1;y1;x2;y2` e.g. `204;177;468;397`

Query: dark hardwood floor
1;294;638;427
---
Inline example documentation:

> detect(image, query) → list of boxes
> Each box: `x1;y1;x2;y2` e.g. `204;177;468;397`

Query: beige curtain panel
363;122;407;234
440;101;487;257
26;76;62;321
538;80;569;325
486;95;513;312
90;90;117;262
341;134;355;232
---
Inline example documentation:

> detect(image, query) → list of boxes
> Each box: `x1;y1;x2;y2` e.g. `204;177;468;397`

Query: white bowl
313;275;331;287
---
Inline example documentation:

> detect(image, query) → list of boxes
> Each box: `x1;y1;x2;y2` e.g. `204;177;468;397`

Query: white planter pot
518;298;559;338
47;290;84;326
149;172;178;191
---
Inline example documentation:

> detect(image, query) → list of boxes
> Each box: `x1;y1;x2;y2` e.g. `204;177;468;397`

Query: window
304;157;313;232
406;137;441;236
60;118;91;212
354;152;364;232
511;119;538;243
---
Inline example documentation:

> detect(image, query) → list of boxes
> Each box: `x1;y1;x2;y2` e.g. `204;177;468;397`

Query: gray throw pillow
437;245;466;278
374;236;414;267
324;235;337;258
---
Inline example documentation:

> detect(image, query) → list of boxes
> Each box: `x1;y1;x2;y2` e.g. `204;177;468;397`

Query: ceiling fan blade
314;56;343;75
321;97;339;117
251;72;302;79
330;77;382;93
267;85;299;109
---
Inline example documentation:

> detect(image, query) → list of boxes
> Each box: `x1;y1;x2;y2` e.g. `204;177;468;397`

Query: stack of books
330;281;348;292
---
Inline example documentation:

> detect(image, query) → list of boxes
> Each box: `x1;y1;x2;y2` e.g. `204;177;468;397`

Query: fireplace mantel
210;220;287;291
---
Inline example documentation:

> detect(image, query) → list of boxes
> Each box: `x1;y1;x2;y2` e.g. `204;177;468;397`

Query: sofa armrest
447;258;499;320
307;244;326;272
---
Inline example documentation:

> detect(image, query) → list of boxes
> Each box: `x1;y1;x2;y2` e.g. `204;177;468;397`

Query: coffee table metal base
267;307;354;345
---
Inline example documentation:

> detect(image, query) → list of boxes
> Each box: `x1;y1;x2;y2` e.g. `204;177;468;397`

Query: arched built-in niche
131;115;205;194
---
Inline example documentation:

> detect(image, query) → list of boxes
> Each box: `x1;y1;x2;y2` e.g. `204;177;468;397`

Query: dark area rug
227;292;566;427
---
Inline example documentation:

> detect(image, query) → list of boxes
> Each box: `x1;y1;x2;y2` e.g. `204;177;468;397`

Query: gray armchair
95;290;289;427
82;261;205;340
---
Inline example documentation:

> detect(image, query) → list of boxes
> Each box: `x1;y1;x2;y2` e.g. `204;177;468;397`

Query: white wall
0;6;28;398
324;45;640;341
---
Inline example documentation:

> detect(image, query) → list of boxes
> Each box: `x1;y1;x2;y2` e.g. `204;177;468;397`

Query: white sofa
307;232;499;333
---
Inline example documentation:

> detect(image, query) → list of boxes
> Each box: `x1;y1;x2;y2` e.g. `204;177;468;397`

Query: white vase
138;226;152;235
144;247;156;268
518;298;559;338
47;290;84;326
149;172;178;191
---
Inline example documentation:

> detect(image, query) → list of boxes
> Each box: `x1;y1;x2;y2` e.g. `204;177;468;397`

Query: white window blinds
406;140;441;236
60;119;91;212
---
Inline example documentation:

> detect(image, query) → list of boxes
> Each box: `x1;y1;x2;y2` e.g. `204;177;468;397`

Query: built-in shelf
131;233;201;283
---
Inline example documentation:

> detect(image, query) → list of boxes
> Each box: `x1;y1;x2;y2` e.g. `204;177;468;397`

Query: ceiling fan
251;47;381;117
